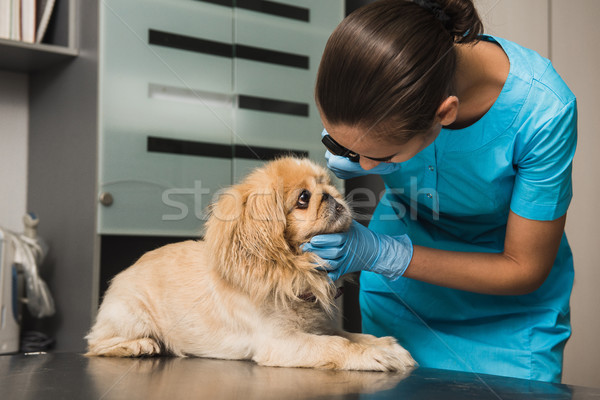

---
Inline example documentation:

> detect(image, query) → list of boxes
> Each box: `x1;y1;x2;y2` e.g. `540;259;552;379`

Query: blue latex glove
302;220;414;282
321;129;402;179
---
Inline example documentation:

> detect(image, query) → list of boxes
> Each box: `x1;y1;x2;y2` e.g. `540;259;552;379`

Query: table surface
2;352;600;400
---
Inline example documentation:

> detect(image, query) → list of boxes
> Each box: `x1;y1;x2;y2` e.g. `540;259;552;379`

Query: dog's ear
205;175;291;285
206;177;287;248
241;177;287;245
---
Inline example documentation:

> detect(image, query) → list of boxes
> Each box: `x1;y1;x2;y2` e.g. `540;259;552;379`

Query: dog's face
275;158;352;246
207;157;352;251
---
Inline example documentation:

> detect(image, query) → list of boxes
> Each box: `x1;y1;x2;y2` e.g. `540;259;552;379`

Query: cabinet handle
99;192;114;207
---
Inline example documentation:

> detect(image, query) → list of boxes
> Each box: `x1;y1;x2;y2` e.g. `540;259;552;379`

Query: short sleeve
510;99;578;221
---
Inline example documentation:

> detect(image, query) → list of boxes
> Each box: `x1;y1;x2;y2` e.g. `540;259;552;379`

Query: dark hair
315;0;483;143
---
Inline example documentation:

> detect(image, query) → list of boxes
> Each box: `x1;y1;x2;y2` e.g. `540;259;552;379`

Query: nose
322;192;338;208
359;157;381;171
322;192;345;214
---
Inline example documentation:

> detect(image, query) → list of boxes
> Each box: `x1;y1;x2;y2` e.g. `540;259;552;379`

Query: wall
0;71;28;232
551;0;600;388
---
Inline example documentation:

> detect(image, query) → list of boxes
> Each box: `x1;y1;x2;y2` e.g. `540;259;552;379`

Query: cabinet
0;0;77;72
27;0;343;351
98;0;342;236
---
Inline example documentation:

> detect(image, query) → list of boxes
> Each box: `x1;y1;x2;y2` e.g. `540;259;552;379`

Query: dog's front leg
252;332;415;371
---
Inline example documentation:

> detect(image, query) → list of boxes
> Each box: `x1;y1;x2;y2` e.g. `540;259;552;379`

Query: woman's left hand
302;220;414;281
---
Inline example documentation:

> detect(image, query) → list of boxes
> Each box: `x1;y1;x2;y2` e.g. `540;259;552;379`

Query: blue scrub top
361;35;577;383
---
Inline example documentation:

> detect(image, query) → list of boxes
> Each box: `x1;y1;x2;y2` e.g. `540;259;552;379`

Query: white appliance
0;228;21;354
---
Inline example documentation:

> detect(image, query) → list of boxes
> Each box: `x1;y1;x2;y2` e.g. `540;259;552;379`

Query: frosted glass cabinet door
98;0;234;236
98;141;231;237
232;0;344;182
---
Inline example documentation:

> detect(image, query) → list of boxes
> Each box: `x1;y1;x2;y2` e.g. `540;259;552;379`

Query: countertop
2;352;600;399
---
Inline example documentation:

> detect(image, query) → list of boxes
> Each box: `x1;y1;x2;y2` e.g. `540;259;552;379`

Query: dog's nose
322;192;346;215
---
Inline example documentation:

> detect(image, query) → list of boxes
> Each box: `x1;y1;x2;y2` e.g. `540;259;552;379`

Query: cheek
287;208;318;229
298;204;322;227
285;213;316;244
286;207;326;237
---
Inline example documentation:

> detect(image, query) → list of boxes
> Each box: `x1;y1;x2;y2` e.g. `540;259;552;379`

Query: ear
242;178;287;245
437;95;459;126
204;186;244;258
205;177;289;265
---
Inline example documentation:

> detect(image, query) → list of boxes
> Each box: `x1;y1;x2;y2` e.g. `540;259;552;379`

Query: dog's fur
85;157;415;371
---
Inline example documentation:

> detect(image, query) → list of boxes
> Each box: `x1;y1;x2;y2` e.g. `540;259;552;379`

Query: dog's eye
297;190;311;209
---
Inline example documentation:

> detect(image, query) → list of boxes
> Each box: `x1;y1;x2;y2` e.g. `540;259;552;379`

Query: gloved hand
321;129;402;179
302;220;414;282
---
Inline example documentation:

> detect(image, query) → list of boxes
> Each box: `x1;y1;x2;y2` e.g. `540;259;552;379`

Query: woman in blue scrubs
304;0;577;382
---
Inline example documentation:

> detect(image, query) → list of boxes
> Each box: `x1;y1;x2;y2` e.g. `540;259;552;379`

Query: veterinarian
303;0;577;383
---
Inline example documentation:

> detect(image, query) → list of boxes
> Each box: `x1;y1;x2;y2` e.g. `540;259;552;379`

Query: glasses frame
321;134;398;163
321;134;360;162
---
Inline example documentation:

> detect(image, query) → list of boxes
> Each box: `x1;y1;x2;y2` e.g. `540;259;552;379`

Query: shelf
0;39;78;73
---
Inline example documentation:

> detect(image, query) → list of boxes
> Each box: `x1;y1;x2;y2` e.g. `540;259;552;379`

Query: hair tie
413;0;452;30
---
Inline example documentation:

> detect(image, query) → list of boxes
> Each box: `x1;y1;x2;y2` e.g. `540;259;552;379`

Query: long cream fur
85;157;416;371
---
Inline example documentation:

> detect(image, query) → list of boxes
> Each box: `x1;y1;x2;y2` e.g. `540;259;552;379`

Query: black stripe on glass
196;0;233;6
148;30;231;58
236;44;308;69
234;145;308;160
197;0;310;22
148;136;308;161
238;95;309;117
148;137;233;159
149;30;308;69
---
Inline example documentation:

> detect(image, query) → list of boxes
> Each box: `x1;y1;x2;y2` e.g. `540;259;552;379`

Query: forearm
403;245;550;296
399;212;565;296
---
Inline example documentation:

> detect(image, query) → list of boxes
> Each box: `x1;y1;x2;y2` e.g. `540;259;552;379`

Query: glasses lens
321;135;360;162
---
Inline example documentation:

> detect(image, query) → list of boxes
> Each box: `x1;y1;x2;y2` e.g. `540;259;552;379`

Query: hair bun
413;0;452;30
419;0;483;43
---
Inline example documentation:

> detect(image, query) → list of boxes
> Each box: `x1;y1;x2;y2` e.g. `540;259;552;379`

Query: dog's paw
363;342;416;372
352;339;416;372
87;337;161;357
359;334;398;348
341;333;416;371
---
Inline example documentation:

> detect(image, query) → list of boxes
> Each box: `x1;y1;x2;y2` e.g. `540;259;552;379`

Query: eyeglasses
321;134;398;163
321;134;359;162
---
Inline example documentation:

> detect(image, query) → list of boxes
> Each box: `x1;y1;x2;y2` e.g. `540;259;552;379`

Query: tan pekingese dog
85;157;416;372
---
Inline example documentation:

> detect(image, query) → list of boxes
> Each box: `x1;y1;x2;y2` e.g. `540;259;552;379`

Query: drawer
98;131;232;236
100;0;234;143
233;1;342;103
231;1;343;153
